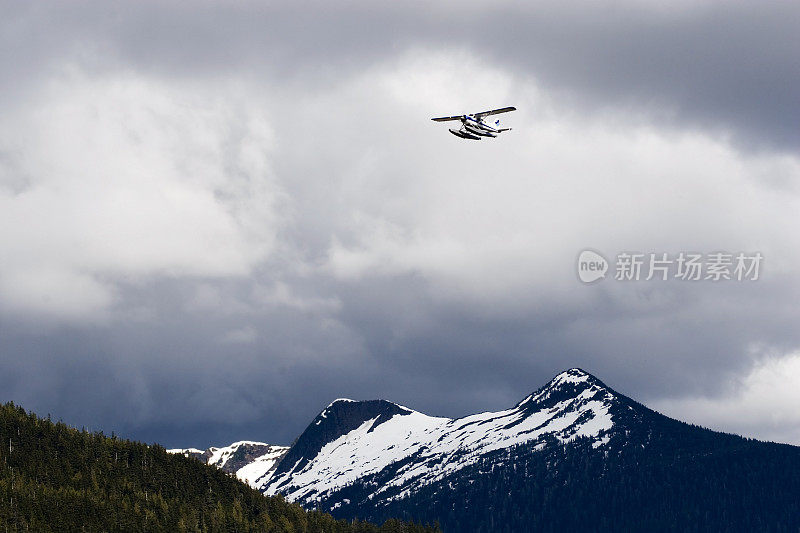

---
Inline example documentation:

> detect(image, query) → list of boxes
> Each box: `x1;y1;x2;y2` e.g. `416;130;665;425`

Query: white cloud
652;352;800;445
0;69;287;322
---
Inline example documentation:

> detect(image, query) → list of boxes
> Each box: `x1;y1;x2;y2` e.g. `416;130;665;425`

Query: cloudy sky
1;0;799;448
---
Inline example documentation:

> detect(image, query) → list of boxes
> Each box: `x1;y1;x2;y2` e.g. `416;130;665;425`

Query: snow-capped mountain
260;368;620;504
168;441;289;488
172;368;800;531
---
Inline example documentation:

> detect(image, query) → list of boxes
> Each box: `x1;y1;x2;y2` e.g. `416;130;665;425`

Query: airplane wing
474;106;516;118
431;115;464;122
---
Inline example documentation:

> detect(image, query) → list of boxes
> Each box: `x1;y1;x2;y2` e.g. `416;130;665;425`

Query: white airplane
431;106;516;140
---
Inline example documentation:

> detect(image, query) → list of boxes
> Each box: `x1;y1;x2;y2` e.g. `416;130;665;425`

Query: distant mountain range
168;441;289;488
177;368;800;532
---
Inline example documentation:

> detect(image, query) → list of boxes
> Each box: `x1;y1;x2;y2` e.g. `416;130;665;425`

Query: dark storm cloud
5;266;797;448
0;278;373;447
4;1;798;153
483;3;800;153
327;270;800;411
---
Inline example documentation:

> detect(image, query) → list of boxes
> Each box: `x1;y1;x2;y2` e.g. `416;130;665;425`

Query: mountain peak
324;398;356;408
552;367;611;388
271;399;413;480
551;367;591;382
317;398;410;422
515;368;611;410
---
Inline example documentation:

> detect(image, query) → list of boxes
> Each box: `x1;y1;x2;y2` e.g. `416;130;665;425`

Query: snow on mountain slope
168;447;205;458
168;441;289;488
262;368;622;505
233;445;291;486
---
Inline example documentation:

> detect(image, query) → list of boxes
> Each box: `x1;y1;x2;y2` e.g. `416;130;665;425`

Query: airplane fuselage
462;116;499;137
449;116;500;140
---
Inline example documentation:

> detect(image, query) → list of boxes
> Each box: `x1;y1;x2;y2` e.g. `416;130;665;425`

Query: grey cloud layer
6;2;798;152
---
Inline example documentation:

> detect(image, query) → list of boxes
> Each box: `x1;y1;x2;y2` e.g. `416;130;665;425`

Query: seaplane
431;106;516;140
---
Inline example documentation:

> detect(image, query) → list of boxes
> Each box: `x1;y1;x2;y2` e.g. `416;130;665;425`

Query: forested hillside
0;402;438;532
